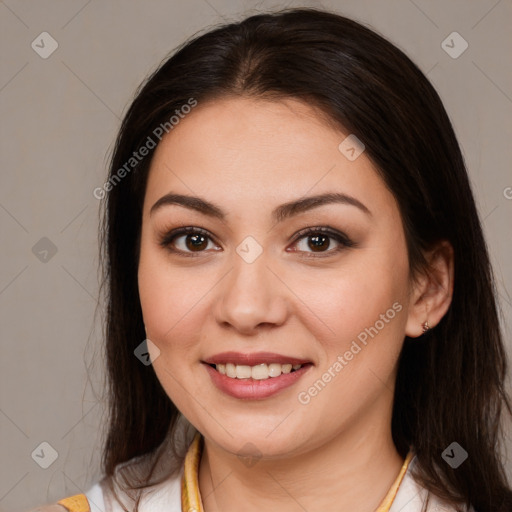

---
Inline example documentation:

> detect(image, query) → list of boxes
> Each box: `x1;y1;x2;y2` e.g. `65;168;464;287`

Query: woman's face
138;97;415;458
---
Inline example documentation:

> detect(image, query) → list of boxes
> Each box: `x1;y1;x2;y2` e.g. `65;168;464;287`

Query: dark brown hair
99;8;512;511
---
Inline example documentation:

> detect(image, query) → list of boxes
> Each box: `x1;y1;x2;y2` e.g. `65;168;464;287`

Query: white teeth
226;363;237;378
214;362;304;380
251;364;268;380
281;364;292;374
236;365;252;379
268;363;282;378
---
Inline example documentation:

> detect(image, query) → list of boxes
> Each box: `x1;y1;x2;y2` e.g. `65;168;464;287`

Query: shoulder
26;485;103;512
87;468;183;512
391;455;476;512
26;491;95;512
100;416;194;511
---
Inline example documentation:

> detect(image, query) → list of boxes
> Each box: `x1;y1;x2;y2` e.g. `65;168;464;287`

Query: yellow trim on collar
181;433;204;512
376;450;414;511
181;433;413;512
57;493;90;512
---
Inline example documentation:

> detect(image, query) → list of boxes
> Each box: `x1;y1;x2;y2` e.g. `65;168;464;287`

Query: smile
212;362;303;380
202;352;313;399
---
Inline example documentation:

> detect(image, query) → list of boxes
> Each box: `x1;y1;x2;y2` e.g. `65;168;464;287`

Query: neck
198;400;404;512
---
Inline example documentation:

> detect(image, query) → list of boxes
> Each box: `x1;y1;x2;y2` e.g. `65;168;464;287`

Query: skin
137;97;454;512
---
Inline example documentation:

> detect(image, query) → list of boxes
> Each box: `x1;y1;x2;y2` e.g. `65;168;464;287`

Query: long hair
99;8;512;511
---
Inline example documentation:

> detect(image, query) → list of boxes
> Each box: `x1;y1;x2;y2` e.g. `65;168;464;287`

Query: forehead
144;96;397;219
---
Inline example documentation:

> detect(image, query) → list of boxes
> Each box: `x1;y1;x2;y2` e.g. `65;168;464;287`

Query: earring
422;320;430;333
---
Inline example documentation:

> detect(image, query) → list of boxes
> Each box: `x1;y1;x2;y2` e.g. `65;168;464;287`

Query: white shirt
84;454;473;512
85;468;182;512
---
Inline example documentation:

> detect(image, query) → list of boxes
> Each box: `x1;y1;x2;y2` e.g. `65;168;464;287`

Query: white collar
88;453;472;511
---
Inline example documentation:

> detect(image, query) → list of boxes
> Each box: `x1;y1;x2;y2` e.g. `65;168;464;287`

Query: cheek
295;246;409;352
296;256;409;427
137;240;199;349
295;263;408;427
137;243;206;409
137;238;229;373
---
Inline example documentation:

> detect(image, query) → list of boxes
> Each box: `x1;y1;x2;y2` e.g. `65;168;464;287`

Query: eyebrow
149;191;372;222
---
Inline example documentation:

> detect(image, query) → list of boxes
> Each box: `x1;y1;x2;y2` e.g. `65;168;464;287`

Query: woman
33;8;511;512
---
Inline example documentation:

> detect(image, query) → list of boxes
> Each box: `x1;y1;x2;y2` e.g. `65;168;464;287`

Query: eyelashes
159;226;219;255
291;226;355;255
158;225;356;258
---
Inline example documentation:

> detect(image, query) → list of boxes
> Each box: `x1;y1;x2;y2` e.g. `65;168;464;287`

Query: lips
202;351;313;399
203;351;311;366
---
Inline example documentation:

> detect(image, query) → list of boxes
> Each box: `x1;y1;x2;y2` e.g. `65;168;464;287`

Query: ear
405;240;454;338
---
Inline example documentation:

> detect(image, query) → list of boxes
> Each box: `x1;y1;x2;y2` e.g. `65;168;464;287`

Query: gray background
1;1;511;510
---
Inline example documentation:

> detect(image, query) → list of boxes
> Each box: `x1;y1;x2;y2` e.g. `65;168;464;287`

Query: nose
213;250;289;335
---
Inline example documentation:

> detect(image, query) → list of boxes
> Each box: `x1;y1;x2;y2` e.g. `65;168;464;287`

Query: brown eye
306;234;331;252
159;227;220;255
290;227;354;257
184;233;209;251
